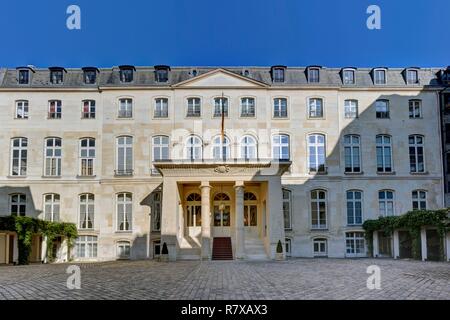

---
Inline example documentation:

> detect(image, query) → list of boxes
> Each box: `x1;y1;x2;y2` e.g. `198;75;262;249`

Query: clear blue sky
0;0;448;68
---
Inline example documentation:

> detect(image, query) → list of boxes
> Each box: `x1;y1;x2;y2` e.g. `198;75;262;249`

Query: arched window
409;135;424;173
10;137;27;176
214;97;228;117
79;193;95;229
10;193;26;216
186;136;202;160
186;193;201;227
412;190;427;210
311;189;327;229
241;136;257;160
379;190;394;216
376;135;392;173
212;136;230;160
44;137;62;176
344;135;361;173
214;193;230;201
308;134;326;173
346;190;363;225
116;136;133;175
186;193;201;201
272;134;290;160
80;138;95;176
44;193;60;222
117;193;132;231
244;192;257;200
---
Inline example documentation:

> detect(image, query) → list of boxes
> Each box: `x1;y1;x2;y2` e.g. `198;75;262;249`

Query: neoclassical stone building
0;65;449;263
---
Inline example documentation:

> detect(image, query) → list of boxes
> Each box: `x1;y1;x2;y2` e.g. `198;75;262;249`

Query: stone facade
0;66;448;263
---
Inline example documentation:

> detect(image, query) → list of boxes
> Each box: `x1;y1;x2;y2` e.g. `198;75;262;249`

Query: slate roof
0;66;446;88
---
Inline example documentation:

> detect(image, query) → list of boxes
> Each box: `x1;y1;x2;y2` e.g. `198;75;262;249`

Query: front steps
244;232;269;260
212;237;233;260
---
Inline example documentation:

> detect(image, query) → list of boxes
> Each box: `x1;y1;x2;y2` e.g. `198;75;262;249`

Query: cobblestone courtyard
0;259;448;300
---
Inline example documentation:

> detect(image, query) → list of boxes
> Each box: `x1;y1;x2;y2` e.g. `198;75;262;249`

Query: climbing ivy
363;209;449;260
0;216;78;265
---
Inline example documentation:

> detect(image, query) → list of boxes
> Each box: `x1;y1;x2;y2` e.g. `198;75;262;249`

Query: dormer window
307;67;320;83
155;65;170;83
271;66;286;83
82;67;98;84
342;68;356;85
49;67;65;84
406;68;419;84
373;68;387;85
17;68;31;85
441;67;450;85
119;66;135;83
243;69;250;77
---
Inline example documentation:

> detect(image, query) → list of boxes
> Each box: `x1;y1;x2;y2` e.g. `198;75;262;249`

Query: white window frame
313;238;328;256
213;97;228;118
311;189;327;229
344;134;361;173
240;97;256;117
212;135;231;160
412;190;427;210
375;100;390;119
409;100;422;118
345;232;366;257
373;69;387;85
15;100;29;119
376;135;393;173
308;134;326;173
118;98;133;118
186;136;203;161
44;137;62;176
154;98;169;118
9;193;26;216
379;190;395;216
76;236;98;258
116;136;133;176
44;193;60;222
48;100;62;119
79;193;95;229
346;190;363;226
273;98;288;118
79;138;95;176
81;100;96;119
240;135;257;160
10;137;28;176
308;98;324;118
344;99;358;118
342;69;355;85
272;134;290;160
116;241;131;259
186;97;201;117
117;193;132;231
406;69;419;84
308;68;320;83
409;135;425;173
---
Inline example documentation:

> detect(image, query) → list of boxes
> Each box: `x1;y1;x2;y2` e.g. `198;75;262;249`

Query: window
152;136;169;173
308;68;320;83
373;69;386;85
343;69;355;85
83;69;97;84
272;134;290;160
273;98;288;118
409;100;422;118
240;136;257;160
80;138;95;176
212;136;230;160
79;193;94;229
154;98;169;118
82;100;96;119
412;190;427;210
118;98;133;118
409;135;425;173
117;241;131;259
375;100;389;118
313;238;327;256
119;66;134;83
10;194;26;216
308;134;326;173
347;190;363;225
311;189;327;229
11;137;27;176
213;97;228;117
15;100;29;119
117;193;132;231
76;236;97;258
44;194;60;222
186;136;203;160
272;67;285;82
406;69;419;84
186;193;202;227
18;69;30;84
152;192;162;231
50;68;64;84
240;97;255;117
346;232;365;257
285;238;292;257
308;98;323;118
48;100;62;119
376;135;392;173
283;189;292;230
344;135;361;173
243;192;257;227
155;67;169;82
187;98;201;117
116;136;133;176
379;190;394;216
45;137;62;176
344;100;358;118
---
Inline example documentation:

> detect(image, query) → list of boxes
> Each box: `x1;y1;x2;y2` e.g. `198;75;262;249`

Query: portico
154;160;290;261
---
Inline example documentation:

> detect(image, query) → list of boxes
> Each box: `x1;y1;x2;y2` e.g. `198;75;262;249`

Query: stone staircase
244;232;269;260
212;237;233;260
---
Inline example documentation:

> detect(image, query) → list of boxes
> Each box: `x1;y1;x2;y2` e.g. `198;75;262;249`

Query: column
41;235;48;263
5;234;10;264
420;227;427;261
373;231;379;258
200;181;211;260
393;230;400;259
234;181;245;259
161;178;179;261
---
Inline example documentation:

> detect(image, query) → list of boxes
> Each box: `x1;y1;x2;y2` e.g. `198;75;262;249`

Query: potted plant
160;242;169;262
275;240;284;261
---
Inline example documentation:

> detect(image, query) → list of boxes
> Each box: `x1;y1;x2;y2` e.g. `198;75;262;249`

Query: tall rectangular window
80;138;95;176
273;98;288;118
214;97;228;117
379;190;394;216
187;98;201;117
48;100;62;119
308;134;326;173
374;69;386;84
376;135;392;173
409;100;422;118
311;190;327;229
18;69;30;84
45;137;62;176
272;68;285;82
272;135;290;160
44;194;60;222
308;68;320;83
82;100;96;119
283;189;292;230
15;100;29;119
83;70;97;84
118;98;133;118
347;190;363;225
154;98;169;118
240;97;255;117
10;194;26;216
412;190;426;210
152;136;169;174
79;194;94;229
409;135;424;173
344;100;358;118
375;100;389;118
120;68;134;83
308;98;323;118
116;136;133;175
76;236;97;258
344;135;361;173
11;137;27;176
117;193;132;231
152;192;162;231
343;69;355;85
346;232;365;257
50;70;64;84
407;69;419;84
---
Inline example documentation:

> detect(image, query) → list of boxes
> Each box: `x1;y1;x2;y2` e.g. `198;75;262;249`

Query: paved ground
0;258;448;300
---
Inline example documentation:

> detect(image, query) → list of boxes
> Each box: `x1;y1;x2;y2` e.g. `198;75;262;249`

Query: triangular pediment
173;68;268;88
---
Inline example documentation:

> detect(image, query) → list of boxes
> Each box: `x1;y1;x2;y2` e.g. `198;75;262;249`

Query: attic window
243;69;250;77
17;69;30;84
49;67;65;84
373;68;387;85
155;65;170;83
406;69;419;84
119;66;135;83
271;66;286;83
342;68;355;85
307;67;320;83
442;68;450;85
191;69;198;77
82;68;98;84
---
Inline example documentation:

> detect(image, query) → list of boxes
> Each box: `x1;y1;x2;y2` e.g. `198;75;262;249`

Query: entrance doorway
213;193;231;238
244;191;258;236
378;233;392;257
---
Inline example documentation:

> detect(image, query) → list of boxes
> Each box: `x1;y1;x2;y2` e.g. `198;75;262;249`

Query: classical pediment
173;68;268;88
